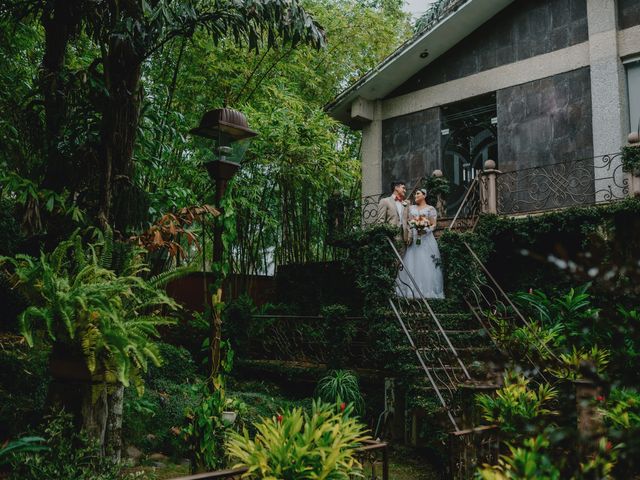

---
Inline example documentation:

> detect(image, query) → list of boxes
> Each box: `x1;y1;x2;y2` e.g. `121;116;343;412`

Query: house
326;0;640;215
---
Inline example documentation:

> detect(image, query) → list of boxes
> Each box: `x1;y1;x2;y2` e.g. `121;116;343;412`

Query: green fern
98;226;114;269
148;265;196;288
2;232;179;393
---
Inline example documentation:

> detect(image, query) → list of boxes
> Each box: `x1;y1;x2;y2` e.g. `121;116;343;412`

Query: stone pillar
586;0;628;202
625;132;640;197
480;160;500;214
360;100;383;198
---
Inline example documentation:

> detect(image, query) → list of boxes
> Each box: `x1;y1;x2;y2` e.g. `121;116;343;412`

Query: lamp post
190;108;257;264
190;108;257;385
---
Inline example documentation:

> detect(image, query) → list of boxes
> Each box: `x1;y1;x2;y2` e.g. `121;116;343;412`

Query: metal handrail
448;177;480;231
169;441;389;480
386;237;471;380
462;241;560;365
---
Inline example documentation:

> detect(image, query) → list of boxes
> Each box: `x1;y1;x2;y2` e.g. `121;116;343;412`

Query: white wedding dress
396;205;445;299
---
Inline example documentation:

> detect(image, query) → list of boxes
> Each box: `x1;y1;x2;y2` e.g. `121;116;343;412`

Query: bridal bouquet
409;215;431;245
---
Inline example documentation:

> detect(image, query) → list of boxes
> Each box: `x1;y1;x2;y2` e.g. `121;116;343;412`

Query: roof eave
325;0;515;125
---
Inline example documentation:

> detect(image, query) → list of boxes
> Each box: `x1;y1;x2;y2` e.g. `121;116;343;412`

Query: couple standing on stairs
378;180;445;299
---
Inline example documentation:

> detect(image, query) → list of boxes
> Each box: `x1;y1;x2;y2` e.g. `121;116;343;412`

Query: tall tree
2;0;325;232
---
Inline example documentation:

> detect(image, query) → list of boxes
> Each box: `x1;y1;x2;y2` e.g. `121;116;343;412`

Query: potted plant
423;172;451;217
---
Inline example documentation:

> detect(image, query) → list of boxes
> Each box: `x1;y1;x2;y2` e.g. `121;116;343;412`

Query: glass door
441;94;498;216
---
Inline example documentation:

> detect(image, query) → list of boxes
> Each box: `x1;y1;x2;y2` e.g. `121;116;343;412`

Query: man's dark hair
390;180;405;192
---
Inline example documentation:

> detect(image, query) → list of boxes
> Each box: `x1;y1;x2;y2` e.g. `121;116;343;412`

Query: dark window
441;94;498;215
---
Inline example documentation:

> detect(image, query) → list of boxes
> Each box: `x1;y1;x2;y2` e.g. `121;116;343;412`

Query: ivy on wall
473;198;640;302
622;144;640;175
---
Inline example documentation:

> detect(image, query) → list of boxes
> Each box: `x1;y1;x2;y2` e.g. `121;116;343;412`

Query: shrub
476;373;558;437
622;144;640;175
223;294;255;359
227;400;369;479
477;435;561;480
0;343;49;438
9;411;119;480
321;304;357;369
145;342;197;388
122;378;199;458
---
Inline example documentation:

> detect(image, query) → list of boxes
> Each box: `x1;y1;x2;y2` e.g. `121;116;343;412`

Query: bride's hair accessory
418;188;427;196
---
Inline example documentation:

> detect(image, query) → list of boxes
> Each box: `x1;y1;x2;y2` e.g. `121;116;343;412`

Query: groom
377;180;409;244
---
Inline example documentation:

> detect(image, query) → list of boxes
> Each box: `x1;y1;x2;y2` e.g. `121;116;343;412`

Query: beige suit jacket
377;196;410;242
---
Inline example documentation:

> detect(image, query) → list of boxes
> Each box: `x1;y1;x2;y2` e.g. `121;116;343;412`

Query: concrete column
586;0;628;202
361;100;383;198
480;160;499;214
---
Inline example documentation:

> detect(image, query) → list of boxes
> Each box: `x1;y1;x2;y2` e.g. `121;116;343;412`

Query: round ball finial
432;169;443;177
628;132;640;145
484;159;496;170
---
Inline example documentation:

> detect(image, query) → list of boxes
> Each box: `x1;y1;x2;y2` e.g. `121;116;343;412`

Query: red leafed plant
132;205;219;262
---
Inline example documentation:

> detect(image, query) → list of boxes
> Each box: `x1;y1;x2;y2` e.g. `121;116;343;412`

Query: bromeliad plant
0;231;178;392
477;435;561;480
226;400;370;479
476;372;558;437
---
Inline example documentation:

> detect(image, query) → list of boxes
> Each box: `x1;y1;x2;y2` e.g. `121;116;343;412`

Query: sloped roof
325;0;515;125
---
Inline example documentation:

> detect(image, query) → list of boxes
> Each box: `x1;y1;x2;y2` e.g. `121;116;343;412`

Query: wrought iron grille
385;237;472;430
448;425;500;480
246;314;374;366
448;177;483;232
496;153;627;215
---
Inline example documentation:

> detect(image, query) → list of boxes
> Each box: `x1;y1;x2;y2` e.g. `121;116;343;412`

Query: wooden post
480;160;500;214
382;443;389;480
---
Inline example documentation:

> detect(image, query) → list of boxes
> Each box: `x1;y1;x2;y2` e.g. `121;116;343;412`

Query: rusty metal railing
168;440;389;480
448;425;499;480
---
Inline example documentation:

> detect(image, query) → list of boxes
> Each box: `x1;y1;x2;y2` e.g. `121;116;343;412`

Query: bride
396;188;445;299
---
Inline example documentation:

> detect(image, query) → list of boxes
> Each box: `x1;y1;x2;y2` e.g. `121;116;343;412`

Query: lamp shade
189;108;257;141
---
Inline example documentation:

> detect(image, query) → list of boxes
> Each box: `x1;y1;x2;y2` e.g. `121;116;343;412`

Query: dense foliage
8;411;120;480
227;400;369;479
0;0;412;467
0;233;178;391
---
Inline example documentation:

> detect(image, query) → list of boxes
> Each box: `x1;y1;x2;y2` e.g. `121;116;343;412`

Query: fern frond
99;226;114;269
74;234;87;270
148;265;196;288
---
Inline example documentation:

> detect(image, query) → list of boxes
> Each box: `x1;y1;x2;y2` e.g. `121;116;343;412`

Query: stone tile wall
388;0;588;98
381;108;441;194
619;0;640;30
496;67;593;172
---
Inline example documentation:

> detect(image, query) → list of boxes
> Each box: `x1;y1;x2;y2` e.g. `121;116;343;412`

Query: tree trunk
80;383;109;452
100;13;143;230
104;384;125;463
47;347;109;450
40;0;78;192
